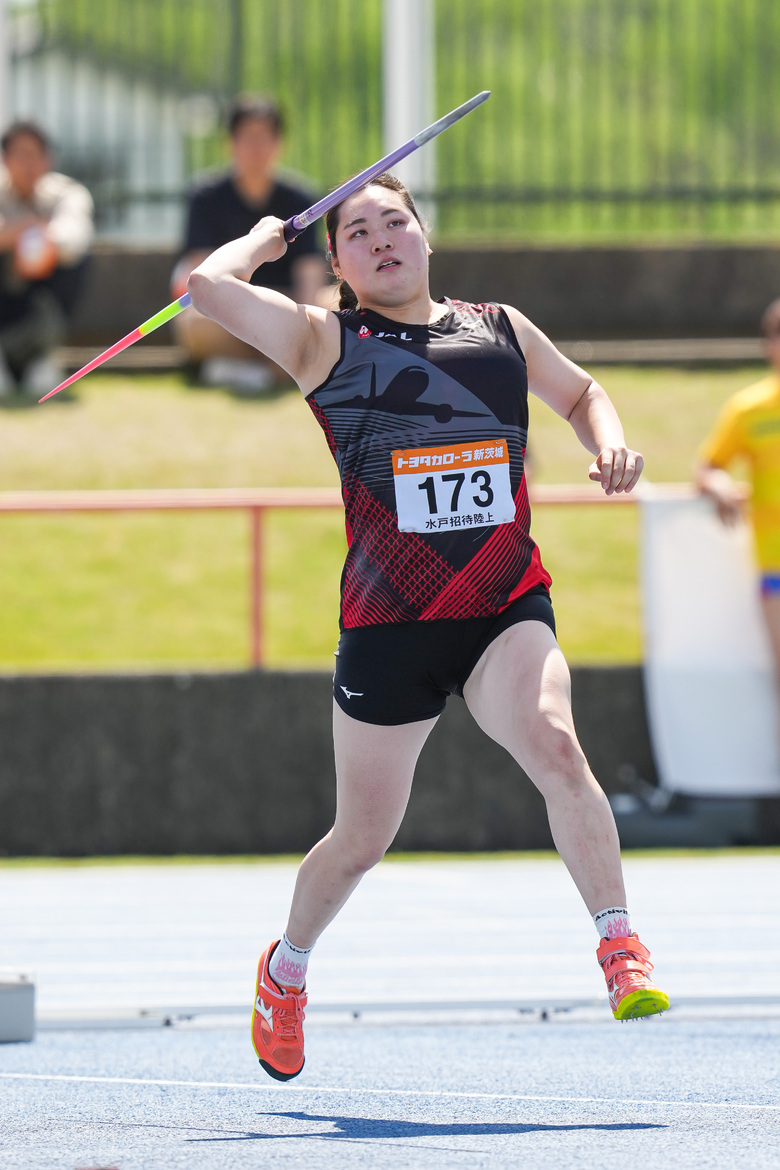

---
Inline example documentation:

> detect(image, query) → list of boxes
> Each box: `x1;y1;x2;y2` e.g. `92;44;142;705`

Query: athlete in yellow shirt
696;298;780;677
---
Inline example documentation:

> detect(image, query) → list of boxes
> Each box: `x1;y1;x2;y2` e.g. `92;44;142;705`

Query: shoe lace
602;944;654;995
610;965;651;995
275;994;305;1040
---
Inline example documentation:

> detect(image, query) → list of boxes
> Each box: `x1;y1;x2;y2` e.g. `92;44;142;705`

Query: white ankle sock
268;933;312;989
593;907;632;939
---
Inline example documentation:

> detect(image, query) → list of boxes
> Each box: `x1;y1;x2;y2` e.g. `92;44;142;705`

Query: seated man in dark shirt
172;95;327;392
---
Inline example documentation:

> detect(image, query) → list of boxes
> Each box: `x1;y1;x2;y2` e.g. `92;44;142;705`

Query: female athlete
187;173;669;1082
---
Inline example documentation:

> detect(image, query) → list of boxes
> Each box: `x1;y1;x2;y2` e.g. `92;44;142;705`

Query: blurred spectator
171;94;328;393
696;298;780;679
0;120;94;398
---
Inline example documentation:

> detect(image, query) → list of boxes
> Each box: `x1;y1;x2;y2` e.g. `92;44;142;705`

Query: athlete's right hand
588;445;644;495
250;216;288;262
705;477;744;526
696;465;744;527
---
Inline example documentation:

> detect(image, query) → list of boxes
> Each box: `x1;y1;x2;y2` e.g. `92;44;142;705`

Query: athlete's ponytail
324;172;424;314
337;280;359;311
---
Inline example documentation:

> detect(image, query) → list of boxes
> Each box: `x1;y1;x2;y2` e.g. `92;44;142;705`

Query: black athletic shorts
332;585;556;726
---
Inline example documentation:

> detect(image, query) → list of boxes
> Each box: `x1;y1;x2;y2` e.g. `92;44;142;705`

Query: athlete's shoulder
36;170;92;202
447;298;503;317
337;308;372;337
727;375;780;416
337;308;363;323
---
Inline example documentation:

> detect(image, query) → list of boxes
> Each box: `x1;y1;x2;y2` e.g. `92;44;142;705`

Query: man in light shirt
0;120;94;397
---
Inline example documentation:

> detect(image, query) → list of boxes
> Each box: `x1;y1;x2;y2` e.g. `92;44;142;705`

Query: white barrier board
0;972;35;1043
640;492;780;796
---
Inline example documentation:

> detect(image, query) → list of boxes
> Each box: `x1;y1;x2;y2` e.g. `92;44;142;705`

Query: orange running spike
597;933;670;1020
251;940;307;1080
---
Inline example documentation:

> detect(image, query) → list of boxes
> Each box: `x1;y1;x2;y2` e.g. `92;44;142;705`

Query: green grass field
0;365;756;672
37;0;780;244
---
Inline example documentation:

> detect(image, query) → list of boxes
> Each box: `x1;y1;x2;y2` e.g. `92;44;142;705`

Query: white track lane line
1;1072;779;1111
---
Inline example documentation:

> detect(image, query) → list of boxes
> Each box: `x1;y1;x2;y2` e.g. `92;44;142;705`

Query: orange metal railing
0;484;686;668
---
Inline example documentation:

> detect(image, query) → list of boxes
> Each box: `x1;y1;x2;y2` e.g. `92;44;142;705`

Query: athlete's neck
359;294;448;327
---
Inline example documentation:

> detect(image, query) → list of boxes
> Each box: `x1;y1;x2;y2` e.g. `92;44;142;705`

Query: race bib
392;441;515;533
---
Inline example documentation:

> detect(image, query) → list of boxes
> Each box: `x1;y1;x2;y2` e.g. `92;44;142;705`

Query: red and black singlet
306;298;551;628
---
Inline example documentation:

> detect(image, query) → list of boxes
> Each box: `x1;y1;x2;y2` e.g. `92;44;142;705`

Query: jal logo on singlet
392;441;515;533
357;324;413;340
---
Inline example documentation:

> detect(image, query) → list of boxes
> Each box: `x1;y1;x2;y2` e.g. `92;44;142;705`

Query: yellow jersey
699;373;780;571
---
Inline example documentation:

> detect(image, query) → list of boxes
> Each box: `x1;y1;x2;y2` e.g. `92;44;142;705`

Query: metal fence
0;482;644;668
7;0;780;243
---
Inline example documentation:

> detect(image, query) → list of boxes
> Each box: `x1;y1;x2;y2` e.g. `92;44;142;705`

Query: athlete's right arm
695;463;744;526
186;216;340;392
694;395;745;525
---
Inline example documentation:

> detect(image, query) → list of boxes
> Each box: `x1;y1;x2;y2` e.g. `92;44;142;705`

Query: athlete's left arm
501;304;644;495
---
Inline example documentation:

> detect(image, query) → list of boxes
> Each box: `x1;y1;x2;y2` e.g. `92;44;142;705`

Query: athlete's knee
330;829;389;876
342;844;388;876
525;722;590;791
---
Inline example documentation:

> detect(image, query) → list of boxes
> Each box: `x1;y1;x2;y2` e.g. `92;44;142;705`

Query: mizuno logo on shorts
340;686;364;699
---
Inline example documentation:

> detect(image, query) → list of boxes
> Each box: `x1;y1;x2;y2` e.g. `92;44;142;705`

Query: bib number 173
392;441;515;533
417;468;494;513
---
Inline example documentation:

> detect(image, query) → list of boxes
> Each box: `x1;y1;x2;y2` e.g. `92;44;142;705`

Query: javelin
38;90;490;403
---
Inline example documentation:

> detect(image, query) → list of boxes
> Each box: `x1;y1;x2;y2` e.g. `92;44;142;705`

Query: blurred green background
13;0;780;242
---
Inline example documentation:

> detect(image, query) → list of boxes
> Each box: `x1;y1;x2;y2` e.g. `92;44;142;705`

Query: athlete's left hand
588;447;644;495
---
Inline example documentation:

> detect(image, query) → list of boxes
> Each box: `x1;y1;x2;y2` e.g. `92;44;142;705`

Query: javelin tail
38;293;192;402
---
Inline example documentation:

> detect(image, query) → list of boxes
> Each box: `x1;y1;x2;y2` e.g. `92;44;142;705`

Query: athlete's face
332;186;431;312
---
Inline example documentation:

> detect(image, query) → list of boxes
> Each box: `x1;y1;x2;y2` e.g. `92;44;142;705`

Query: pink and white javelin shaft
39;90;490;402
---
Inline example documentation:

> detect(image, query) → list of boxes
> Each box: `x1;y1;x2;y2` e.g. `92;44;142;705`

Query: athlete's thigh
332;701;438;842
462;618;584;781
